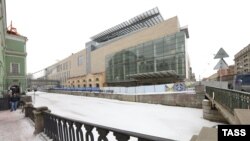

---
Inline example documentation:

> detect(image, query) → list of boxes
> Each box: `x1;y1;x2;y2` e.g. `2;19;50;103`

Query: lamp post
33;86;37;104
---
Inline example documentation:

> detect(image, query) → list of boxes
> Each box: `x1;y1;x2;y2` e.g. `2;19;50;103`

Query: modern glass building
43;7;191;87
106;30;188;86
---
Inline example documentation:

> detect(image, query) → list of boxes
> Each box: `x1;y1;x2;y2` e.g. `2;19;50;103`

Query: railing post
33;106;51;134
24;102;34;118
195;85;205;95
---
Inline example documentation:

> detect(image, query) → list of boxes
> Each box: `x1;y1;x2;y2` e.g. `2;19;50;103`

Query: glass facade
105;31;187;84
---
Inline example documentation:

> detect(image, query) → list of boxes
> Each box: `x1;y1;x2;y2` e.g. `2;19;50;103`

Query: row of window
68;78;99;83
68;83;100;88
56;62;70;72
107;42;184;65
49;71;70;83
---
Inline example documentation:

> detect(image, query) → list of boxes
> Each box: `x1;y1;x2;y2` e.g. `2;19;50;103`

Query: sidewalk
0;109;44;141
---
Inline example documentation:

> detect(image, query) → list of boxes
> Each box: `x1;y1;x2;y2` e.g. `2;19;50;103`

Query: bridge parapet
206;86;250;114
202;99;226;123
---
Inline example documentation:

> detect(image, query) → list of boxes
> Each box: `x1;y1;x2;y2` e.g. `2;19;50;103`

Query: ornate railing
206;86;250;113
43;111;175;141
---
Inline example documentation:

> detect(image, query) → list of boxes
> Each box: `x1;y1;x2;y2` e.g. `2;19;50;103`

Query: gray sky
6;0;250;79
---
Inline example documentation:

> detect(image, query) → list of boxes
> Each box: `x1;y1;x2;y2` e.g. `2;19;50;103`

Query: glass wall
106;31;186;83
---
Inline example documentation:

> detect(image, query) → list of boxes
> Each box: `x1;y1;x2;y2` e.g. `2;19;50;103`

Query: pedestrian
10;93;20;112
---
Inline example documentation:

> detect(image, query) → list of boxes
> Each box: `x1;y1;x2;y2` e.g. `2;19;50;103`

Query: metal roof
91;7;164;43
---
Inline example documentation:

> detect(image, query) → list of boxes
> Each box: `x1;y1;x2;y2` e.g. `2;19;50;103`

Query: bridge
27;79;60;90
191;86;250;141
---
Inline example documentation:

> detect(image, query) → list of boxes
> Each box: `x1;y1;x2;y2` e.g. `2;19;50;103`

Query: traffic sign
214;48;229;59
214;58;228;70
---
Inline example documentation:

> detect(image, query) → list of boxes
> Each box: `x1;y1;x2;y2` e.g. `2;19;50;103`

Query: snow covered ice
28;91;222;141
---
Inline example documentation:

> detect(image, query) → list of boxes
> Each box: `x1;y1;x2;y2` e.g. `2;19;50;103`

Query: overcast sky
6;0;250;79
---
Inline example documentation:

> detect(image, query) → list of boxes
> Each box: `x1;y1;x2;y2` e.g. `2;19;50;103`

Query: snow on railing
43;111;175;141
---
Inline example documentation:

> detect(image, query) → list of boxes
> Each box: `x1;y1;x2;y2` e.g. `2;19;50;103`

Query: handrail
43;111;175;141
206;86;250;114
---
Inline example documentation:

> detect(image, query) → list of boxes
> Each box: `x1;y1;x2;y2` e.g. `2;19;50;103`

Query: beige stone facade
45;49;86;85
235;44;250;74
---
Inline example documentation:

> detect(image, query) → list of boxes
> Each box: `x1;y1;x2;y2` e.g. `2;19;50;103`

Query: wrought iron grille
206;86;250;113
43;112;175;141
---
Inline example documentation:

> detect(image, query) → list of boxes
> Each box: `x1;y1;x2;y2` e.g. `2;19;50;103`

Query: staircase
190;127;217;141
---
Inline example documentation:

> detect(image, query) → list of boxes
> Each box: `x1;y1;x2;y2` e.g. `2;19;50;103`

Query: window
96;78;99;81
89;84;92;87
83;84;86;87
78;56;83;66
11;63;19;75
89;79;92;82
83;79;86;82
96;83;100;88
56;64;62;72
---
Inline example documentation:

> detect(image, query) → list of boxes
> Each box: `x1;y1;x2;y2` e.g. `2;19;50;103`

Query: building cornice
235;44;250;60
6;75;26;79
5;50;27;57
6;33;27;42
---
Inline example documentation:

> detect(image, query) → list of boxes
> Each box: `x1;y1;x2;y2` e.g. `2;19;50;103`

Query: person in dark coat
10;93;20;111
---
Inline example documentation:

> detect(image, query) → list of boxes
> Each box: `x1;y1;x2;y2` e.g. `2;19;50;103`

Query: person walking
10;93;20;112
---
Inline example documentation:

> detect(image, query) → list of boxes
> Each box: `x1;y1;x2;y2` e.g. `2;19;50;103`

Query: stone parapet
24;102;34;118
33;106;51;134
195;85;205;94
202;99;226;123
47;90;204;108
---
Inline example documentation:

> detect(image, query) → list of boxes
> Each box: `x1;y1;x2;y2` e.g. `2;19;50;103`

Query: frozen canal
28;91;221;141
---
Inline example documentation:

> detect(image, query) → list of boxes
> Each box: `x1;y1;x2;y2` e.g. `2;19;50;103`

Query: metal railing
206;86;250;113
43;111;175;141
0;98;9;111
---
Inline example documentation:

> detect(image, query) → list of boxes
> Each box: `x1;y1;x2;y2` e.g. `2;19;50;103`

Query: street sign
214;58;228;70
214;48;229;59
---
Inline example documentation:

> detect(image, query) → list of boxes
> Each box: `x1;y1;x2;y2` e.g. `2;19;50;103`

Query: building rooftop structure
91;7;164;43
6;22;28;40
235;44;250;59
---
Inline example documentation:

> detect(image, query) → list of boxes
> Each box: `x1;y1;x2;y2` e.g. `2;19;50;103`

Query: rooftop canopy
126;70;177;80
91;7;164;43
